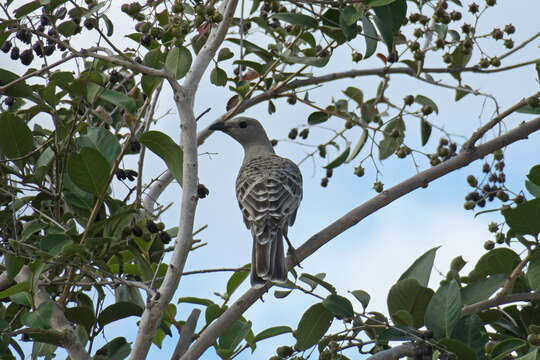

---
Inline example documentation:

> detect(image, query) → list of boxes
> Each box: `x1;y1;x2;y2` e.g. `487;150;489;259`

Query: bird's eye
238;121;248;128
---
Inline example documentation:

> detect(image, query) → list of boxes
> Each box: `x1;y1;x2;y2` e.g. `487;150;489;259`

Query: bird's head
209;117;271;148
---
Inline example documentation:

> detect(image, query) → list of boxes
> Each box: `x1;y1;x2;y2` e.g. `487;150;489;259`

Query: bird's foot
284;234;302;268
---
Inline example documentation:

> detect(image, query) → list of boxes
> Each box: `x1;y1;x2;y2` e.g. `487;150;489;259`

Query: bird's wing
236;154;303;235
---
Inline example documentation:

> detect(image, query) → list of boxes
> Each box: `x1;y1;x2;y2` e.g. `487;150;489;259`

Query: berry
464;200;475;210
482;163;490;173
146;220;159;234
450;11;462;21
409;13;420;22
1;41;12;53
270;139;278;146
321;177;328;187
514;195;525;204
409;41;420;51
414;28;423;38
326;168;333;178
387;51;398;63
4;96;15;107
159;231;172;244
132;225;143;237
486;0;496;6
504;24;515;34
468;3;479;14
141;34;152;46
443;53;452;63
288;128;298;140
125;169;138;181
495;232;505;244
461;24;472;34
276;346;294;358
354;166;365;177
287;95;296;105
492;28;504;40
421;105;433;115
490;57;501;67
488;222;498;233
352;52;363;62
493;149;504;160
130;140;141;153
504;39;514;49
299;128;309;139
20;49;34;65
480;58;490;68
116;169;127;180
467;175;478;187
373;181;383;193
484;240;495;250
10;46;20;60
430;157;441;166
404;95;414;105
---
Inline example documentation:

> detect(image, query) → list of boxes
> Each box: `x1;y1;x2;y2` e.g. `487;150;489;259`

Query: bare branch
462;291;540;315
181;116;540;359
171;309;201;360
366;343;416;360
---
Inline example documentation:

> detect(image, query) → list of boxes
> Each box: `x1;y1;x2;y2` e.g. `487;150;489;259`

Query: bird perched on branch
210;117;303;288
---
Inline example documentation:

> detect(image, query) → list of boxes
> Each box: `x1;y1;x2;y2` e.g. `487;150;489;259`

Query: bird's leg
283;233;303;268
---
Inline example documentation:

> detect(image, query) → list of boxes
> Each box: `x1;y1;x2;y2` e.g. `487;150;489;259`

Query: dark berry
467;175;478;187
486;0;496;6
484;240;495;250
20;49;34;65
299;128;309;139
450;11;462;21
504;39;514;49
490;57;501;67
387;50;398;63
132;225;143;237
146;220;159;233
159;231;171;244
354;166;364;177
44;45;55;56
482;163;490;173
421;105;433;115
462;24;472;34
10;46;20;60
287;95;296;105
504;24;515;34
468;3;479;13
271;139;278;146
321;177;328;187
373;181;383;193
492;28;504;40
326;168;333;178
1;41;12;53
197;184;209;199
288;128;298;140
125;169;138;181
116;169;127;180
4;96;15;107
404;95;414;105
130;140;141;153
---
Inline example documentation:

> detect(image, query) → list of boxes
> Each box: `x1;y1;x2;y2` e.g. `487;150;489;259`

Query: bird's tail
251;225;287;288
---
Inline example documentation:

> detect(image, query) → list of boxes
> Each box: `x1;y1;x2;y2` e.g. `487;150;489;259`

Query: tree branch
171;309;201;360
366;343;416;360
462;291;540;315
180;116;540;359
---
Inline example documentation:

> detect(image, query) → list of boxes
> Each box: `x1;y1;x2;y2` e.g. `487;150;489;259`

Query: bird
209;117;303;288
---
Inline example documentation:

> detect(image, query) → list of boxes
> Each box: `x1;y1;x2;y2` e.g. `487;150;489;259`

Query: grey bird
210;117;303;287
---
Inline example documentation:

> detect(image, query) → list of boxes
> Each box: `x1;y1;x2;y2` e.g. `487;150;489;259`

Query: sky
2;0;540;359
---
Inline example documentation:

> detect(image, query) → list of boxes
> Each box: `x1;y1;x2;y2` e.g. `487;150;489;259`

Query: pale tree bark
129;0;239;358
180;115;540;359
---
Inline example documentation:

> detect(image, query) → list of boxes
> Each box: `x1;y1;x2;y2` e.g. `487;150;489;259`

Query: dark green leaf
449;44;472;81
424;280;462;339
415;95;439;114
0;69;35;99
516;350;538;360
0;112;35;165
461;274;506;305
527;164;540;186
271;13;318;28
525;180;540;198
210;67;228;86
295;303;333;351
392;309;413;326
471;248;521;280
346;129;368;163
67;147;111;196
350;290;370;310
217;48;234;62
455;85;472;101
5;254;24;281
217;320;252;351
142;75;163;97
97;302;142;328
226;268;249;297
502;199;540;236
299;273;336;293
65;306;96;332
40;234;72;256
399;246;439;287
322;294;354;318
536;60;540;83
95;337;130;360
343;87;363;106
139;130;183;186
324;147;350;169
491;338;527;360
99;89;137;114
387;278;433;329
339;10;358;41
342;6;362;25
281;55;330;67
373;6;394;51
57;21;77;36
433;24;448;39
76;127;121;167
205;304;225;324
233;60;264;75
526;249;540;291
165;46;192;79
144;48;164;69
451;315;488;360
438;338;477;360
367;0;397;6
254;326;292;342
21;301;54;329
274;290;292;298
517;104;540;115
15;0;40;18
379;135;399;160
0;282;30;299
362;16;378;59
421;119;432;146
102;14;114;36
226;38;273;62
177;297;215;306
308;111;330;125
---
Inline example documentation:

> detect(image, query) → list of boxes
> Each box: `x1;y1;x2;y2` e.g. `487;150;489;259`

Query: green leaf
254;326;292;342
139;131;184;186
471;248;521;280
217;48;234;62
281;55;330;67
461;274;507;305
517;104;540;115
274;290;292;298
99;89;137;114
5;254;24;281
322;294;354;318
57;20;77;36
0;281;30;300
449;44;472;81
102;14;114;36
373;6;394;51
415;95;439;114
308;111;330;125
517;350;538;360
217;320;251;351
0;68;35;99
362;16;378;59
455;85;472;101
21;301;55;329
525;179;540;198
226;268;249;297
342;6;362;26
526;249;540;291
177;297;215;306
527;164;540;186
76;127;121;167
392;309;413;326
95;337;131;360
142;75;163;97
451;314;488;360
233;60;264;75
399;246;439;287
421;119;432;146
387;278;433;329
67;147;111;196
299;273;336;293
227;38;273;62
165;46;192;79
15;0;40;18
97;302;142;328
295;303;333;351
210;67;228;86
40;234;72;256
65;306;96;333
144;48;164;69
350;290;370;310
367;0;397;6
324;147;350;169
271;13;318;28
0;112;35;166
491;338;527;360
438;338;477;360
346;129;368;163
343;87;363;106
424;280;462;339
502;199;540;236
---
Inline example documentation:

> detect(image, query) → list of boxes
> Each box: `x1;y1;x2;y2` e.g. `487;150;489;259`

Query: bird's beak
209;121;230;132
